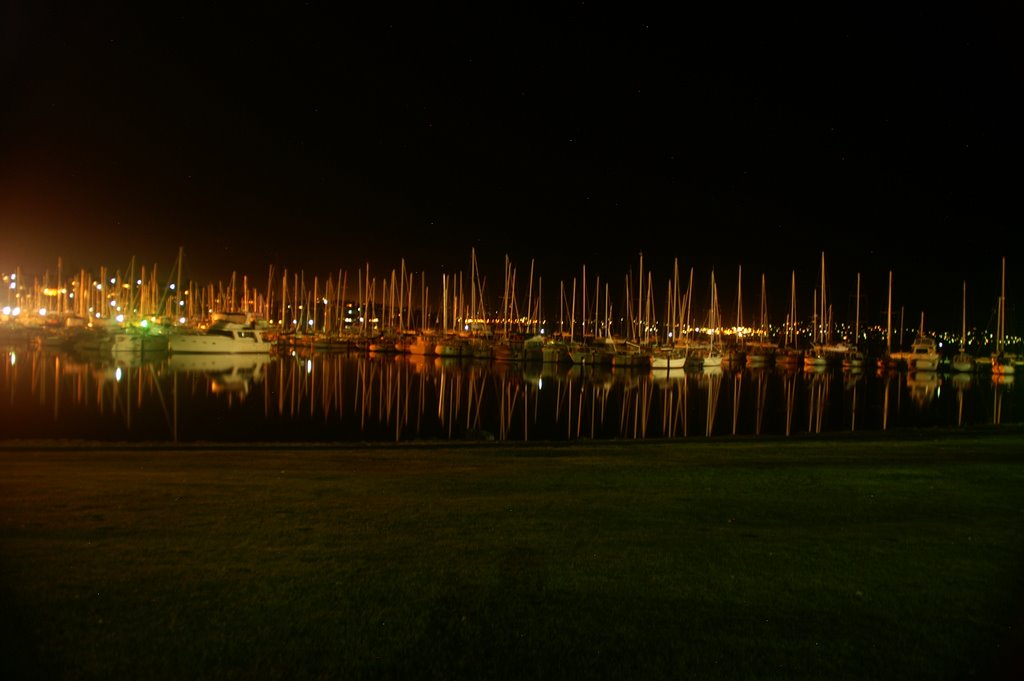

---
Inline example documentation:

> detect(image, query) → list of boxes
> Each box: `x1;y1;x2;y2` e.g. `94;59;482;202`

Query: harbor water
0;345;1019;444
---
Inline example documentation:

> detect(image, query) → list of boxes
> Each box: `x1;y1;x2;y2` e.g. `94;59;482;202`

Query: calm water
0;344;1019;444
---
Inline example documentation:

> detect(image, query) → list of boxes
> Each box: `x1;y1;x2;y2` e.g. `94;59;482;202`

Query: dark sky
1;3;1019;331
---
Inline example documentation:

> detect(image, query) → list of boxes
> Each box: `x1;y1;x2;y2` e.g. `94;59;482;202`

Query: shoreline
3;421;1022;453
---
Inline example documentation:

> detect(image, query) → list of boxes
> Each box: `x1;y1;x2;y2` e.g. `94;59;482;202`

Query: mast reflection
0;346;1019;443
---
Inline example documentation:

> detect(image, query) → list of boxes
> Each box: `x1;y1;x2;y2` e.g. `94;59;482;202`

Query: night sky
2;3;1019;331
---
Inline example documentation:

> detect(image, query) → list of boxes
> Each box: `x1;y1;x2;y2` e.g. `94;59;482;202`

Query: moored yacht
904;312;941;372
907;333;940;372
167;312;272;354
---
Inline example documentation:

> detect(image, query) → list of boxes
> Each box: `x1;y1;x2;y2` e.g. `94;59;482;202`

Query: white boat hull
168;335;272;354
167;319;272;355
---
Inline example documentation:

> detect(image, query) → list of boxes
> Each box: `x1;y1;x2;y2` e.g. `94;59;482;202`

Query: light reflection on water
0;345;1018;444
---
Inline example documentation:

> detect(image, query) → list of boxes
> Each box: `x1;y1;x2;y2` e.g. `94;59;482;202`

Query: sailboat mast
886;270;893;355
759;273;767;340
789;270;796;349
581;264;586;340
570;277;577;343
175;246;184;324
736;264;743;330
855;272;861;344
637;252;644;344
961;280;967;351
502;256;511;336
526;259;535;335
811;289;818;346
819;252;826;346
687;267;694;342
671;258;680;344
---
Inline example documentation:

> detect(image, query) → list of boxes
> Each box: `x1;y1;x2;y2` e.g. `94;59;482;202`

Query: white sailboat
702;270;723;369
842;272;866;370
951;280;975;373
803;252;829;370
877;271;900;369
775;271;802;368
743;272;775;367
649;259;688;372
991;256;1016;376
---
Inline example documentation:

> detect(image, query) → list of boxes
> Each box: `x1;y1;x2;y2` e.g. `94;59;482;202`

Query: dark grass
2;428;1024;680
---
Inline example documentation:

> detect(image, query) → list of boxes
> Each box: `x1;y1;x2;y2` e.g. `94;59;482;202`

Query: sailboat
841;272;866;370
803;252;829;370
719;265;745;367
743;273;775;367
775;271;802;368
951;280;975;373
876;270;899;369
991;256;1016;376
649;259;688;372
701;270;723;369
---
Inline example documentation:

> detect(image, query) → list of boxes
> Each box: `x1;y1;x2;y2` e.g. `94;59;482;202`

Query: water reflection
953;372;972;427
843;367;861;432
906;370;941;408
703;366;723;437
168;353;271;396
0;345;1019;444
804;364;831;434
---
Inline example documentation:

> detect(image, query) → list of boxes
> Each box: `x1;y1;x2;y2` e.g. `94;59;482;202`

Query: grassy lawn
2;428;1023;680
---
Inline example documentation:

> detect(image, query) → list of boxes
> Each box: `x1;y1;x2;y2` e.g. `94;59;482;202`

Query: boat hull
167;336;272;354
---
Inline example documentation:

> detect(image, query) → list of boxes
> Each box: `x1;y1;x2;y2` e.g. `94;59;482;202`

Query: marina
2;250;1020;445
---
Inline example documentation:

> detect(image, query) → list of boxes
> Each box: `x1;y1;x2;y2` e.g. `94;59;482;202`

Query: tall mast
736;264;743;330
998;256;1006;354
526;259;535;335
789;270;796;349
961;280;967;351
886;270;892;356
175;247;184;324
637;252;644;344
759;273;767;339
819;251;826;345
854;272;861;345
